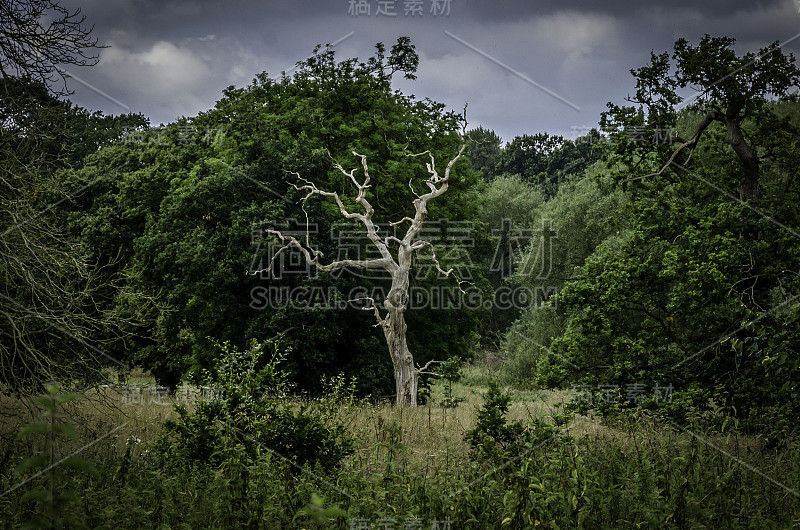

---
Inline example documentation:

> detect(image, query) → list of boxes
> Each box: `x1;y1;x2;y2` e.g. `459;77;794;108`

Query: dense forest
2;1;800;527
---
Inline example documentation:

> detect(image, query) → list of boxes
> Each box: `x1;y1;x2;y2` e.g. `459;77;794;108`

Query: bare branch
259;229;392;276
417;359;442;373
628;110;719;182
401;141;468;247
328;153;396;266
390;216;415;227
412;240;453;276
348;296;388;329
0;0;105;96
412;239;472;295
256;128;470;406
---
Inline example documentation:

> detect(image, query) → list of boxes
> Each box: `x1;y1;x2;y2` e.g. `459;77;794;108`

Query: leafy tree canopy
55;38;483;396
513;35;800;440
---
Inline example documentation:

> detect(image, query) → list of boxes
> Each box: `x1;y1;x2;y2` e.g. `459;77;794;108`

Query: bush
155;338;353;473
465;381;561;464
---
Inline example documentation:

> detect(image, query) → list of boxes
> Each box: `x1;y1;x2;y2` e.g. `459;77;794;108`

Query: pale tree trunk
386;302;416;406
262;125;467;407
383;264;417;406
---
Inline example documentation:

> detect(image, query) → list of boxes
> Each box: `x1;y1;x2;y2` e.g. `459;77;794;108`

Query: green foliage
434;356;463;408
13;384;98;529
1;76;147;172
0;76;148;394
500;167;630;385
501;133;564;184
293;493;347;528
4;28;800;527
155;338;353;473
465;126;503;181
53;37;482;395
478;173;545;232
475;174;545;346
466;381;558;464
499;132;600;198
528;36;800;440
2;390;799;527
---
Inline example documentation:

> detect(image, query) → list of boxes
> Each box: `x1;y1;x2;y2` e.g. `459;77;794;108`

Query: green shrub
155;338;353;473
466;381;560;464
435;356;464;408
13;385;98;529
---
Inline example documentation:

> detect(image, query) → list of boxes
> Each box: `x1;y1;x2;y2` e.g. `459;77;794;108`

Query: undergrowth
1;372;799;528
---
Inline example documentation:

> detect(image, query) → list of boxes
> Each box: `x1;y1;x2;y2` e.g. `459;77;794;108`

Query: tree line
2;0;799;439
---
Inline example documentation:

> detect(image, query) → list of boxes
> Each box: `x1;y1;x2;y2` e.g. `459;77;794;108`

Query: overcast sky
58;0;800;143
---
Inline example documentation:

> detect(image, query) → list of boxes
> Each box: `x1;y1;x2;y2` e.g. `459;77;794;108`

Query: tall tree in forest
263;124;469;407
0;1;138;393
532;36;800;438
603;34;800;200
465;126;503;181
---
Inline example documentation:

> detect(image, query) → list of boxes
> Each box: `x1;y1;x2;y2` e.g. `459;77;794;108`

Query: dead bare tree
0;2;140;395
0;0;103;96
261;129;468;406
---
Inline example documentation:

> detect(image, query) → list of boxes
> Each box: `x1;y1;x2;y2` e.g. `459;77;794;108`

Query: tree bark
635;109;761;201
385;296;416;406
721;116;760;200
383;250;416;405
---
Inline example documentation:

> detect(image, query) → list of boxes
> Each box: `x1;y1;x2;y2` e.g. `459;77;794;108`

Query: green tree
499;132;600;198
475;174;545;346
1;40;145;392
156;338;353;472
538;36;800;437
466;126;503;181
501;164;629;385
501;133;563;185
601;34;800;200
57;38;483;397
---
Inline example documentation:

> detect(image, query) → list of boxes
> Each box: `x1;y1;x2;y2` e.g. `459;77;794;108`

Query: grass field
1;360;799;528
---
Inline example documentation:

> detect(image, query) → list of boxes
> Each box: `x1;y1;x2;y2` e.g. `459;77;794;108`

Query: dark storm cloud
458;0;785;20
72;0;345;48
55;0;800;141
